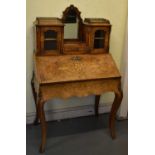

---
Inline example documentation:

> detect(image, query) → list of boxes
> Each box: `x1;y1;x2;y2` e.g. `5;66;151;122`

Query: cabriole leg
109;85;123;139
38;99;47;153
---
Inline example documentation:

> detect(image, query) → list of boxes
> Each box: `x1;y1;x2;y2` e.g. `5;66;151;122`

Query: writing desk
32;53;123;153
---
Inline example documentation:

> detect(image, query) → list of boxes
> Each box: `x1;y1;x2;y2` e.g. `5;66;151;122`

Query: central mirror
62;5;83;40
64;19;79;39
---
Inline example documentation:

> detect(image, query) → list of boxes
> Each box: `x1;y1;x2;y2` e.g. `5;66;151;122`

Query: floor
26;113;128;155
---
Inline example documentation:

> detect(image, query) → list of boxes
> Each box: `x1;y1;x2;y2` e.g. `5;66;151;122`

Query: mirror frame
62;5;83;41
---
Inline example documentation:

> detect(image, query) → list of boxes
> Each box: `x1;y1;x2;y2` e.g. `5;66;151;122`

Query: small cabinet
35;18;64;55
40;27;62;55
92;28;110;53
84;18;111;54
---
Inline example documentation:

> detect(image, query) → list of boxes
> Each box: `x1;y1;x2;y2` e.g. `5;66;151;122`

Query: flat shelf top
34;54;121;84
35;17;64;26
84;18;111;26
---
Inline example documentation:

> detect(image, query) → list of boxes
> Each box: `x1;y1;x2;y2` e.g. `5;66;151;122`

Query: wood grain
39;78;121;101
36;77;123;153
34;53;120;84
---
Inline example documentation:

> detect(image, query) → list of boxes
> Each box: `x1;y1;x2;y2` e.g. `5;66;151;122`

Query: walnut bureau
31;5;123;153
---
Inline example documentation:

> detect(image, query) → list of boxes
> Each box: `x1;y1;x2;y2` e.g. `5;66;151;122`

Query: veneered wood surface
40;78;121;101
63;41;90;54
84;18;110;23
35;17;64;26
34;53;120;84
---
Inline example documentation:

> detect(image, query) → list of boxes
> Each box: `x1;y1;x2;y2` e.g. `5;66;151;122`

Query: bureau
31;5;123;153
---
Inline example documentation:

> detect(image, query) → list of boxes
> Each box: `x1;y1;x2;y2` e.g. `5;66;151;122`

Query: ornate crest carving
62;5;83;23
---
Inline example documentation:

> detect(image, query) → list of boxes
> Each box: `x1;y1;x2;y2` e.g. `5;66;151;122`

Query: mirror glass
64;18;79;39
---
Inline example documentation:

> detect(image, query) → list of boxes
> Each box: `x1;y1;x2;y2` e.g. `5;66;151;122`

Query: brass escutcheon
71;56;82;61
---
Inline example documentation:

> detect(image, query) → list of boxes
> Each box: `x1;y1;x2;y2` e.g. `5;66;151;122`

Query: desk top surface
34;54;121;84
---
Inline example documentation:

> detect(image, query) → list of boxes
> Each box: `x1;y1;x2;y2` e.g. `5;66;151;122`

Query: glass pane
44;30;57;38
94;39;104;48
65;10;77;23
95;30;105;38
44;40;57;50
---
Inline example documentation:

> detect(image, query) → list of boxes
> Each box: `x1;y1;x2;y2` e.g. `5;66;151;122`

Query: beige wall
26;0;128;113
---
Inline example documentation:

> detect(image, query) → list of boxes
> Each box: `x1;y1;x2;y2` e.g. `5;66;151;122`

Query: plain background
0;0;155;155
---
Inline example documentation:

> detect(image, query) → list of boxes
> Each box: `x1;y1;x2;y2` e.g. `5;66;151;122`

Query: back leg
95;95;100;116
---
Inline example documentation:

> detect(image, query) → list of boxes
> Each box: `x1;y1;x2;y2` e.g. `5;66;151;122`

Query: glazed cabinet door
91;26;111;54
40;27;63;55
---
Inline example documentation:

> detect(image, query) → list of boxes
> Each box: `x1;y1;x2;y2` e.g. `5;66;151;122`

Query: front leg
38;99;47;153
109;83;123;139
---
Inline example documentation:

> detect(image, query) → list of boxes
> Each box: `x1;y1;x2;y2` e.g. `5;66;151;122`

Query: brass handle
71;56;82;61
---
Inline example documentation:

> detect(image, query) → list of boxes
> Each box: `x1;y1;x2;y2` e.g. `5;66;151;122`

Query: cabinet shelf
44;38;57;41
94;37;104;40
